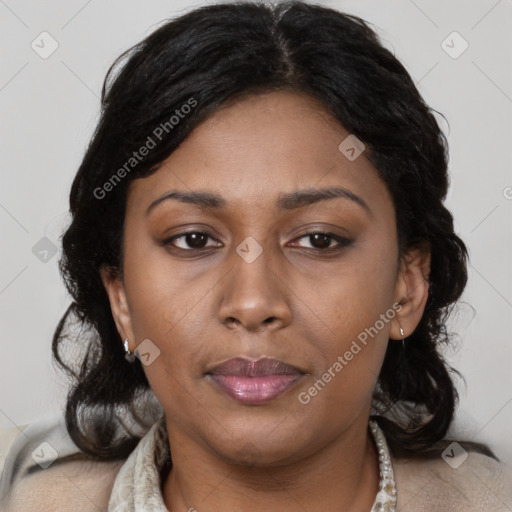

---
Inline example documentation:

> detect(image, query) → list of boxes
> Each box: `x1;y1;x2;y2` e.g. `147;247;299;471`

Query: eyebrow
146;186;370;216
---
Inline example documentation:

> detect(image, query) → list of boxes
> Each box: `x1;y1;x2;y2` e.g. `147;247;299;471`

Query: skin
101;90;430;512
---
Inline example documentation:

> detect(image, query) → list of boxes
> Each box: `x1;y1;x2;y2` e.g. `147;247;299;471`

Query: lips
206;357;305;405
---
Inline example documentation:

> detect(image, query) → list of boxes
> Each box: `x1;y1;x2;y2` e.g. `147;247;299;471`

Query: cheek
121;243;218;389
122;261;209;415
122;240;193;336
307;239;397;343
297;238;397;397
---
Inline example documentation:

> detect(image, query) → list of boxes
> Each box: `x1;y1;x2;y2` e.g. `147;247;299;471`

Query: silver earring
399;327;405;350
124;339;135;363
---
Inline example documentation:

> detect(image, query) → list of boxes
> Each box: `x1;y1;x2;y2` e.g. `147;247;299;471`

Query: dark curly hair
52;0;488;462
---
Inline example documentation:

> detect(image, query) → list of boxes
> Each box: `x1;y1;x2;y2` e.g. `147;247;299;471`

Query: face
102;90;429;466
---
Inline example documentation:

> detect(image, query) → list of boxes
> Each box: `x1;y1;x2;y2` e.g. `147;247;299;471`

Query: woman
2;1;511;510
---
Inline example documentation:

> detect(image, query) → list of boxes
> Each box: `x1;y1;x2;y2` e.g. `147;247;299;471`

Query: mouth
205;357;306;405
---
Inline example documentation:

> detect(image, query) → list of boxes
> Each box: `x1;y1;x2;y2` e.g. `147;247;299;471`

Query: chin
205;427;312;468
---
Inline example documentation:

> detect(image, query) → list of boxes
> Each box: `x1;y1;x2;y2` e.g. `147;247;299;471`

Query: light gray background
1;0;511;464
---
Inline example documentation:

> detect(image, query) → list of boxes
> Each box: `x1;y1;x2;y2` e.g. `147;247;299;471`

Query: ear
390;243;431;340
100;265;135;350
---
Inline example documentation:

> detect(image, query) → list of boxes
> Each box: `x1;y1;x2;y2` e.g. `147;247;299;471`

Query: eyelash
162;230;353;253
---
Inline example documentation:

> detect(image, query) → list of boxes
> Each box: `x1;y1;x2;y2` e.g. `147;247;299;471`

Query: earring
124;339;135;363
399;327;405;350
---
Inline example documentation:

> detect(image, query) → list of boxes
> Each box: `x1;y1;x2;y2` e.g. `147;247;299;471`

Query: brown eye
293;232;352;251
164;231;220;250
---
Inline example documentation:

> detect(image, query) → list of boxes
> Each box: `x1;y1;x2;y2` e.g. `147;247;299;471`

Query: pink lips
207;357;304;405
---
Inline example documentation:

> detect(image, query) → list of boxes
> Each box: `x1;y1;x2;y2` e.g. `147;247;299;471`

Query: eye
291;231;352;251
162;230;352;253
163;231;221;250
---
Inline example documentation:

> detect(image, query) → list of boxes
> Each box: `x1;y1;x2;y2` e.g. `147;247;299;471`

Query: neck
162;415;380;512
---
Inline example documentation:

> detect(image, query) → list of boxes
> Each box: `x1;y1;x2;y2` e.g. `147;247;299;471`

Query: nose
218;243;292;333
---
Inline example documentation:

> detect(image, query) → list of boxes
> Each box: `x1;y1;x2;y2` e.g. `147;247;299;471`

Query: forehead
126;90;393;218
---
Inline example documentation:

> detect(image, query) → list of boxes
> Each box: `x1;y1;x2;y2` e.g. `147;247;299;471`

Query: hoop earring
124;339;135;363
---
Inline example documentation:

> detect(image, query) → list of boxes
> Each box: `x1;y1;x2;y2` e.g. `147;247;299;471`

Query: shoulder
393;450;512;512
0;413;128;511
1;457;124;512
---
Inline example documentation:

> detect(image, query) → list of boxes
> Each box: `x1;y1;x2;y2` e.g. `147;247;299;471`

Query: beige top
1;416;511;511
